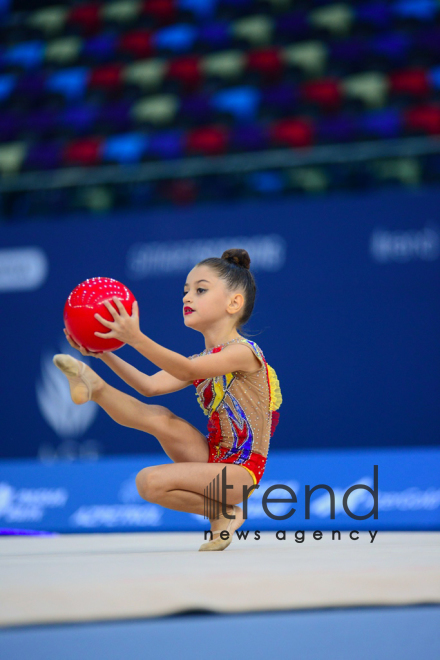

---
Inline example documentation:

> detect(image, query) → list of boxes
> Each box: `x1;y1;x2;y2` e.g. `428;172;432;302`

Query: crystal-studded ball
64;277;136;353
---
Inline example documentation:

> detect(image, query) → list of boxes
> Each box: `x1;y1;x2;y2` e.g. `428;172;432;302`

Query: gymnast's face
182;265;244;330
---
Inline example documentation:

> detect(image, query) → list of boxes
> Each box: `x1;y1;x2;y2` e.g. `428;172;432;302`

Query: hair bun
221;248;251;270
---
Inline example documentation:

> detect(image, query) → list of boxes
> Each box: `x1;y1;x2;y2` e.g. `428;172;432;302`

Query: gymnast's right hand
63;328;103;358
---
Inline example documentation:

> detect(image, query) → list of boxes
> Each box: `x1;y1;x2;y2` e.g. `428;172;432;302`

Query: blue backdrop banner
0;186;439;459
0;448;439;533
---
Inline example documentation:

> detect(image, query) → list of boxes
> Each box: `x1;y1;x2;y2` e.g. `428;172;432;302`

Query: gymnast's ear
227;291;244;316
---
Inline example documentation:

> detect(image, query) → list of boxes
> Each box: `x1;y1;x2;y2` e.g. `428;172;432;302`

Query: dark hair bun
221;248;251;270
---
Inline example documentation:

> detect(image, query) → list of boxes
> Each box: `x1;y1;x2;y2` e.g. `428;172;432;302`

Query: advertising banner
1;448;439;533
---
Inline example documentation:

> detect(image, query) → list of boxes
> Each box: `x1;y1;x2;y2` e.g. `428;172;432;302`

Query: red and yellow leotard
190;338;282;485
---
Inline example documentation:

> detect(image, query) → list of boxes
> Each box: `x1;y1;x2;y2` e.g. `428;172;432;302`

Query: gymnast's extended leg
53;354;209;464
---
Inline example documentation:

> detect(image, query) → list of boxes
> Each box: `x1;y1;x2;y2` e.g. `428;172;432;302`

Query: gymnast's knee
135;466;164;503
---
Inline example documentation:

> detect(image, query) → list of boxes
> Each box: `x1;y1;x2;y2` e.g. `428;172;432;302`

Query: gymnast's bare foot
53;354;103;405
199;504;245;552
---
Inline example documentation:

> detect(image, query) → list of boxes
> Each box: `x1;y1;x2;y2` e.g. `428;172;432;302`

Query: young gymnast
54;248;282;551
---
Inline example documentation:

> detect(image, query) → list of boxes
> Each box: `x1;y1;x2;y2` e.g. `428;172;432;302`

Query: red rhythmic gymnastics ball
64;277;136;353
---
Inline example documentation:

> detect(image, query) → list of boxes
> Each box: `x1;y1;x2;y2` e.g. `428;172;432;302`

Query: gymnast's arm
100;353;192;397
64;330;192;396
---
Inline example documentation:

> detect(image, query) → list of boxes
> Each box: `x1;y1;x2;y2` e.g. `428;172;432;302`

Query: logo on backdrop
370;225;440;263
0;481;68;523
36;339;99;449
126;234;286;279
0;246;48;293
69;472;163;529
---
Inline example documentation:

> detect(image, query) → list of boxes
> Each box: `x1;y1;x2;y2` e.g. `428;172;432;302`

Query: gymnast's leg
135;461;255;551
53;354;209;464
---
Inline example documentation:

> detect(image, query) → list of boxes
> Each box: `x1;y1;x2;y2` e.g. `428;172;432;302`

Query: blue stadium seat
393;0;437;21
154;24;197;52
356;2;392;29
5;41;44;68
199;22;230;48
429;67;440;90
372;33;411;61
178;0;217;19
230;123;268;150
0;74;15;101
103;133;149;163
83;34;117;60
359;108;402;137
149;130;184;158
212;86;260;119
47;68;89;99
61;105;98;132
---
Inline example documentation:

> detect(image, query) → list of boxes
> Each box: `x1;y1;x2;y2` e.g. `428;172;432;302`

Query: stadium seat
47;68;89;99
0;142;26;174
45;37;82;65
186;126;228;154
167;55;202;87
119;30;154;58
180;94;212;121
67;4;102;34
103;132;148;163
389;69;430;97
132;95;179;124
89;64;123;90
1;0;440;202
27;6;68;35
282;42;327;77
149;129;184;158
83;34;118;60
61;105;98;132
212;86;260;120
154;24;197;52
201;51;245;80
5;41;44;69
124;59;167;90
230;123;268;150
0;74;15;101
271;118;314;148
99;101;132;130
64;137;103;165
404;105;440;134
359;108;402;137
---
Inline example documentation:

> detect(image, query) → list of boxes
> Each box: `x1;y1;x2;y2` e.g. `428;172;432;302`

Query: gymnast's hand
63;328;103;358
94;297;142;347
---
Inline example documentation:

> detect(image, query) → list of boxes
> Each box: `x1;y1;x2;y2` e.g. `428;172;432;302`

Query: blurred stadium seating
1;0;440;218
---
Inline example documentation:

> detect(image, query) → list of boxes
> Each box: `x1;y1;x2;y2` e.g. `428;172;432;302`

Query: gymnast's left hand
94;297;142;346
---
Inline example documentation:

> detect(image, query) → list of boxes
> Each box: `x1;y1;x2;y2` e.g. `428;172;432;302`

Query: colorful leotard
189;338;282;485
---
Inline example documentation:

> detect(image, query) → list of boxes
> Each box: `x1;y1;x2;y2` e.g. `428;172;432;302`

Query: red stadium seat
301;79;342;109
67;4;101;34
142;0;176;24
64;137;103;165
89;64;123;90
167;56;202;88
186;126;229;155
247;48;283;78
389;69;430;97
271;118;314;147
119;31;154;58
404;104;440;134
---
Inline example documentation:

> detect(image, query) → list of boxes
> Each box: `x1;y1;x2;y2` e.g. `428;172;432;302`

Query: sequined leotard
189;337;282;485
